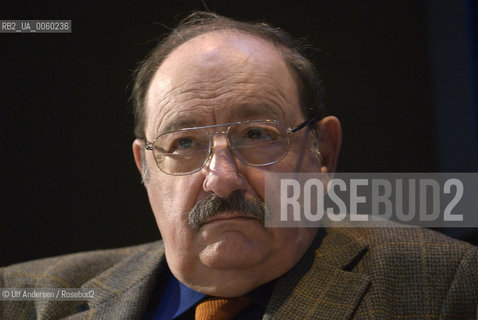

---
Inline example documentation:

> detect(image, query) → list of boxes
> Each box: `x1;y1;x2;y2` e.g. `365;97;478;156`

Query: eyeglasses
145;115;320;176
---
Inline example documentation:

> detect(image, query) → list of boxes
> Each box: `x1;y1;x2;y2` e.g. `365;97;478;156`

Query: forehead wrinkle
176;84;287;121
146;31;300;138
174;72;290;111
152;102;216;137
146;76;219;138
147;85;176;141
229;104;283;120
148;75;291;137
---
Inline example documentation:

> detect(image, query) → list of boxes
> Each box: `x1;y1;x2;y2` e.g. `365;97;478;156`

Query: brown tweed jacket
1;226;477;319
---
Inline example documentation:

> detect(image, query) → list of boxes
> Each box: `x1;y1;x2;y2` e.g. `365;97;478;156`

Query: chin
198;231;268;270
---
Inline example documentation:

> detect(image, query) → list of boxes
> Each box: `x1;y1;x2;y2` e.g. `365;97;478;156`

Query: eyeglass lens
152;121;290;174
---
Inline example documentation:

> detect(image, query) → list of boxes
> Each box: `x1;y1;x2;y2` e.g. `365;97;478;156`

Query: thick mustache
188;191;267;229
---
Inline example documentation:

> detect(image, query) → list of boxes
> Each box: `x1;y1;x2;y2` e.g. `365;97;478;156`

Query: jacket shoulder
338;225;474;254
330;225;476;272
323;226;477;318
0;241;164;289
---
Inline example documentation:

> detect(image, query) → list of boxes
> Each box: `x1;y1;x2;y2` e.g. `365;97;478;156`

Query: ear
132;139;144;175
318;116;342;173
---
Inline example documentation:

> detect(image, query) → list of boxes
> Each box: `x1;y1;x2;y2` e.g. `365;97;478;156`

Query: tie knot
195;296;252;320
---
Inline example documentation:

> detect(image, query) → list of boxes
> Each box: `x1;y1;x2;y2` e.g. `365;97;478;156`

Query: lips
204;212;261;225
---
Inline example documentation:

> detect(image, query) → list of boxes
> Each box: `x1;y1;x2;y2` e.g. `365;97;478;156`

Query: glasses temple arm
290;114;321;133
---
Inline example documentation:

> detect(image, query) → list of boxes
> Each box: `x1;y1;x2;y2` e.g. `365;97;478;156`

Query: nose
202;135;247;198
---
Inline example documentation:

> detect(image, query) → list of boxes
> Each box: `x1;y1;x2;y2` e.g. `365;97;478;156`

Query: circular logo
2;290;10;298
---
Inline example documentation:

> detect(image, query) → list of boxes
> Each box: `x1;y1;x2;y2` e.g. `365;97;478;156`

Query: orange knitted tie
195;296;252;320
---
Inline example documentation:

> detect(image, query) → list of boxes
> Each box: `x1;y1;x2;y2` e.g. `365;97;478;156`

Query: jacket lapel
264;228;371;320
74;241;167;319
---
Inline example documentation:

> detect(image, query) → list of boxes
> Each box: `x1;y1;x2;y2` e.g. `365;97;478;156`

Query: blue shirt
142;270;274;320
142;271;205;320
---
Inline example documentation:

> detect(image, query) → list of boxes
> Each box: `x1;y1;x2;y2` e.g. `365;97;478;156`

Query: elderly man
1;12;477;319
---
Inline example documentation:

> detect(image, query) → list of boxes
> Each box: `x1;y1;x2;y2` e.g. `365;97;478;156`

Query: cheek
243;168;267;198
283;144;321;173
147;173;202;212
269;228;317;263
147;180;201;269
146;174;203;240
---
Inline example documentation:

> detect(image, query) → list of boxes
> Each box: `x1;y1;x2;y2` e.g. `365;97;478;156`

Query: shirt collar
173;278;206;318
170;275;275;318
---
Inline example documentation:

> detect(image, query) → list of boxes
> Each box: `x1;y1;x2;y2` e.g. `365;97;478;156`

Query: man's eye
177;138;194;149
246;128;273;141
168;137;204;154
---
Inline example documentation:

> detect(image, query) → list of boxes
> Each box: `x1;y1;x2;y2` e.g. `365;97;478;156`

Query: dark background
1;1;477;267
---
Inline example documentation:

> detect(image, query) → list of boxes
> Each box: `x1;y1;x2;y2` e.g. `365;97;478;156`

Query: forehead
145;31;301;136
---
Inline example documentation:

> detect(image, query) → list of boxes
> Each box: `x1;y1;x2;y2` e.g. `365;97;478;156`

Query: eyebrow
158;119;202;135
157;105;285;136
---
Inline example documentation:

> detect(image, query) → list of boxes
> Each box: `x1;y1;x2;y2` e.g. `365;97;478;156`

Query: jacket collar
80;241;167;318
264;227;370;319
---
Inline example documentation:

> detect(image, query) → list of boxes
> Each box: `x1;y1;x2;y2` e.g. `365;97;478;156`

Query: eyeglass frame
144;114;321;176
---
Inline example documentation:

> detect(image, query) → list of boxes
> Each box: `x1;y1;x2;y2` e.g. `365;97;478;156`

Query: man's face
134;31;329;296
